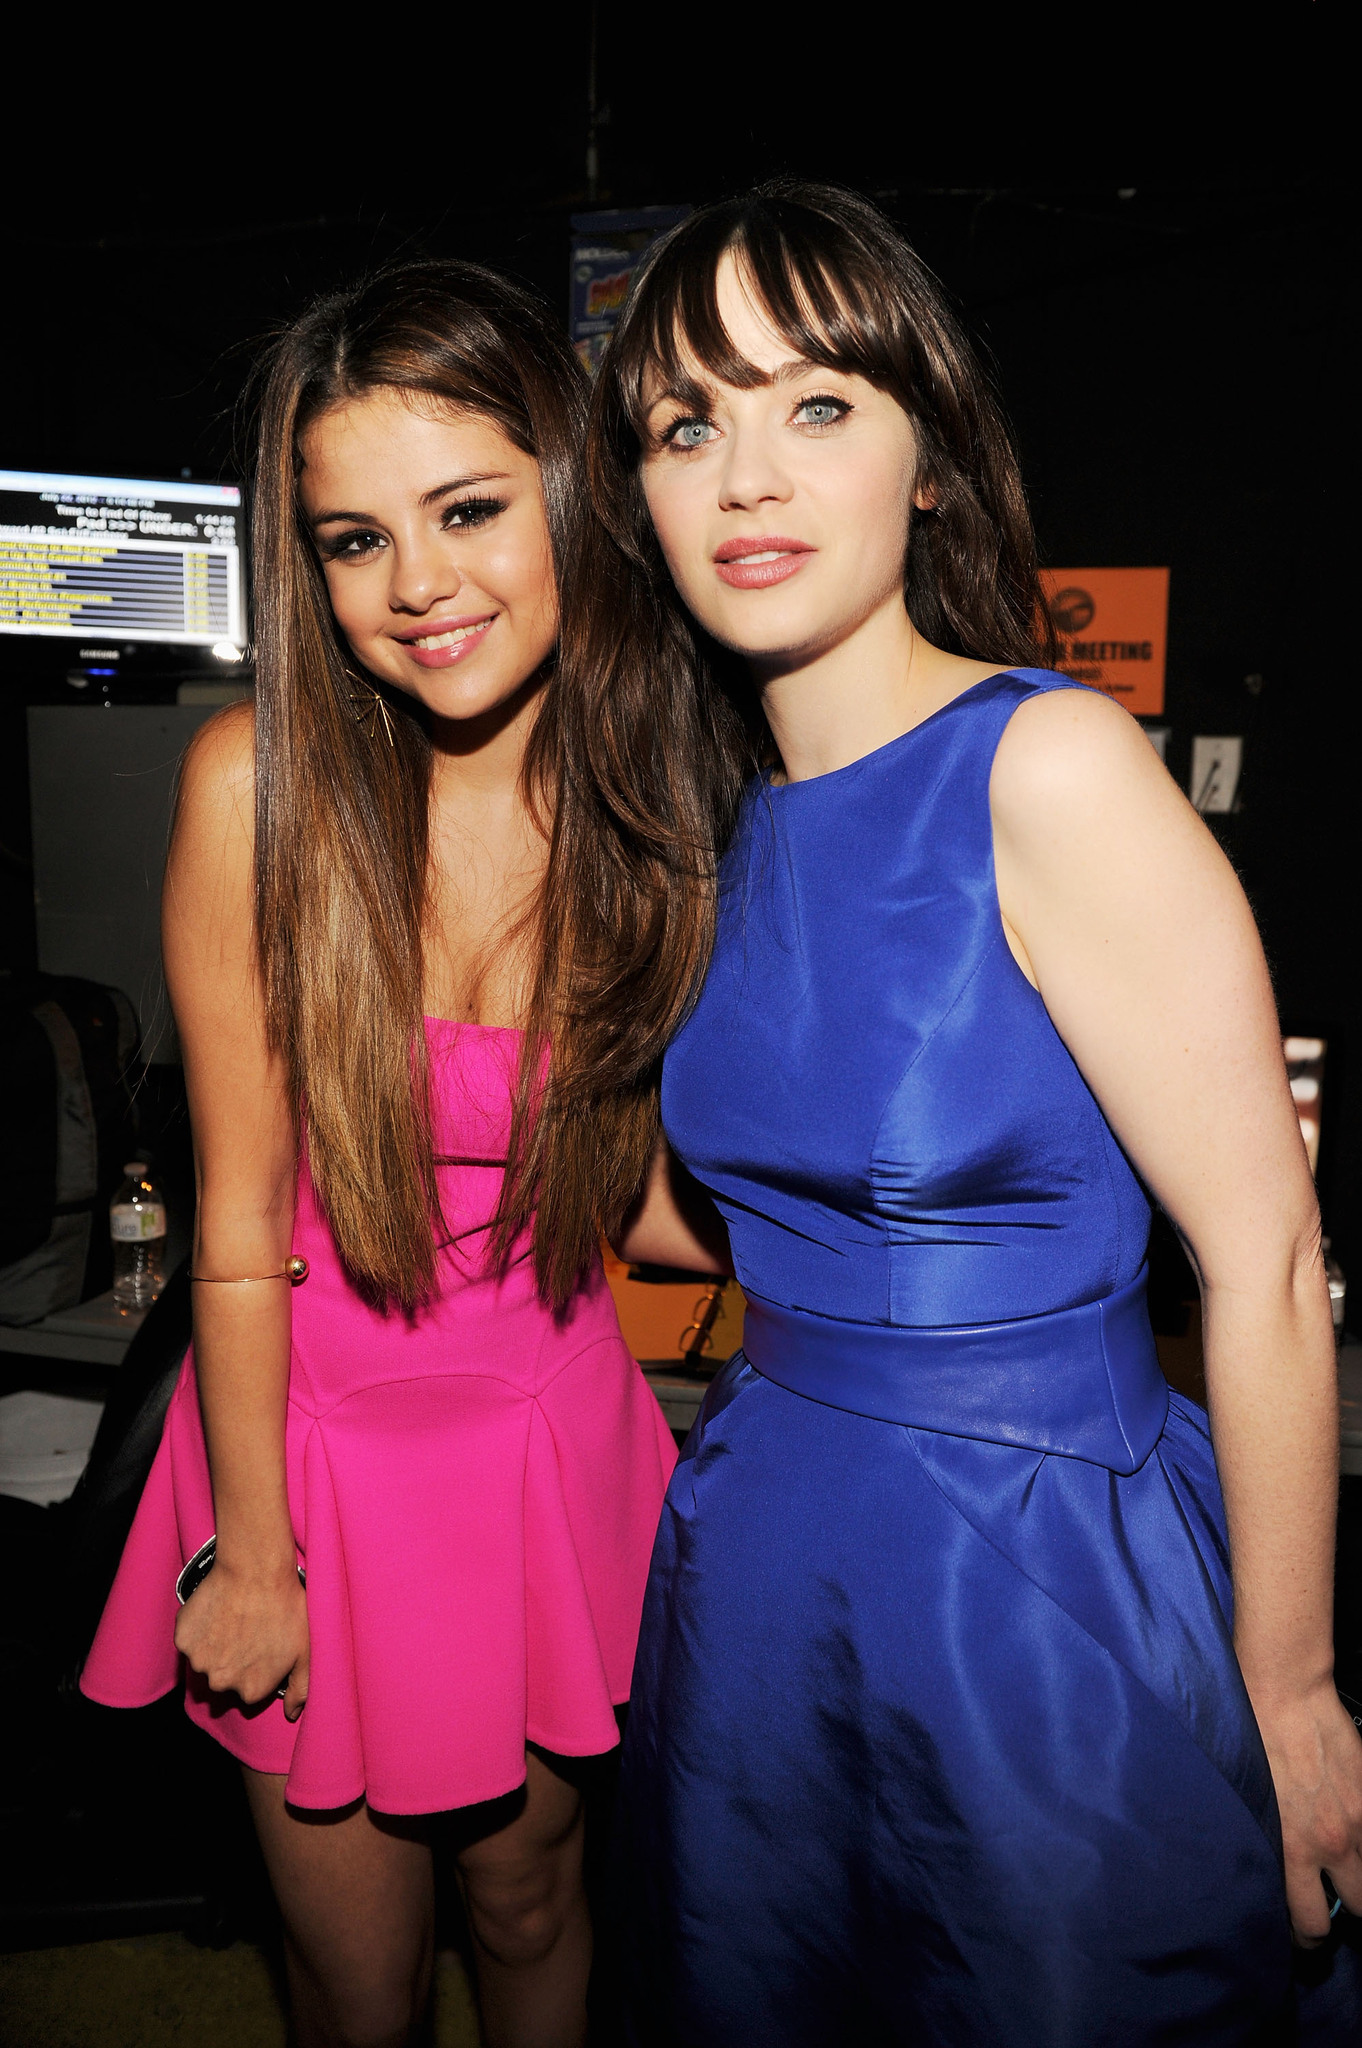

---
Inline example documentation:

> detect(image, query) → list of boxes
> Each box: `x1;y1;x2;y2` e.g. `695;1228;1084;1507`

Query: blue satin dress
618;672;1359;2044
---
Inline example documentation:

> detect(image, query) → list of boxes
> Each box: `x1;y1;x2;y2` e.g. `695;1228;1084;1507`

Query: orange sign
1040;568;1169;716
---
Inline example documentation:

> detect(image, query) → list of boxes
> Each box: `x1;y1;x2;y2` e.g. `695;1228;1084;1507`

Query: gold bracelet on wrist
189;1256;309;1284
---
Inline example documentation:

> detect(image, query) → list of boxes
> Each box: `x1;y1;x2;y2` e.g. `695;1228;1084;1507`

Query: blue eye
667;418;717;450
794;396;848;427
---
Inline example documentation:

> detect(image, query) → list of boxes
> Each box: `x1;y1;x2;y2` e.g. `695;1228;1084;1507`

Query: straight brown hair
250;194;1052;1313
251;260;716;1310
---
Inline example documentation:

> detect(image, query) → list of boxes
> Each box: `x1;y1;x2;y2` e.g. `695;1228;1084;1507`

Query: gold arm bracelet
190;1256;310;1284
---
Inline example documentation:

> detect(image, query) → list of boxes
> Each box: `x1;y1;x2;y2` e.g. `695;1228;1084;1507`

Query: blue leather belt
739;1265;1168;1474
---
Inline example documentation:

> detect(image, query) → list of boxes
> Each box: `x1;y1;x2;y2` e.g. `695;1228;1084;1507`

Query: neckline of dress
762;668;1027;795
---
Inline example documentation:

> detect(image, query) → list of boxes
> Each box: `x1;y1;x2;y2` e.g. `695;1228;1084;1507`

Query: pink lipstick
713;536;815;590
394;613;497;669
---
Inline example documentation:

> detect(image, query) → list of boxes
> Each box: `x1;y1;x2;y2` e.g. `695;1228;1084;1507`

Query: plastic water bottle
111;1162;167;1311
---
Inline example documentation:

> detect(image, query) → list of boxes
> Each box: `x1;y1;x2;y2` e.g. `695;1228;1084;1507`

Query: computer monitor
0;468;245;655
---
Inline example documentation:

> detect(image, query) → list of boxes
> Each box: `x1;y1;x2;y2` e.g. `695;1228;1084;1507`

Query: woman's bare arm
166;705;309;1717
992;685;1362;1941
612;1134;733;1275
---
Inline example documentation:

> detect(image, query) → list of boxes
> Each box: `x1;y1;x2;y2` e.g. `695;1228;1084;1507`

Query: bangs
589;178;1049;674
615;197;903;431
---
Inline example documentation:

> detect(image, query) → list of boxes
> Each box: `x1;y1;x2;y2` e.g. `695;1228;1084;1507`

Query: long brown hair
528;183;1057;1277
251;194;1053;1312
251;260;685;1310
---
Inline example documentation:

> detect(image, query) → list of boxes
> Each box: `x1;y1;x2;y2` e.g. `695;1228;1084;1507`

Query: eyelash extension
320;528;384;561
318;495;507;561
658;391;853;450
658;413;714;449
443;495;506;528
793;392;852;424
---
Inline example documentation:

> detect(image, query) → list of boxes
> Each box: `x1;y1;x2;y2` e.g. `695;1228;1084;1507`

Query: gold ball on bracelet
286;1255;310;1282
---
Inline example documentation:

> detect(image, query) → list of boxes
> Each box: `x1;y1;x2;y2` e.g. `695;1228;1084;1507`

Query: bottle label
111;1203;167;1242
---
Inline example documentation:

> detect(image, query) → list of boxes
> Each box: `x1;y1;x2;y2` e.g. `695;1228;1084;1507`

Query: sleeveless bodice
662;670;1151;1331
620;671;1350;2040
83;1017;676;1815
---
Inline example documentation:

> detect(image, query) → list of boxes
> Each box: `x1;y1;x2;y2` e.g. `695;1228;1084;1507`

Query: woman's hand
174;1558;310;1722
1252;1681;1362;1942
166;710;306;1724
990;688;1361;1946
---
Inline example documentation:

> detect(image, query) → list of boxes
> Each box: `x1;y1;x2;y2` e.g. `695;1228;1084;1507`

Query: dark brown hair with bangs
532;183;1057;1252
251;259;720;1309
591;177;1054;670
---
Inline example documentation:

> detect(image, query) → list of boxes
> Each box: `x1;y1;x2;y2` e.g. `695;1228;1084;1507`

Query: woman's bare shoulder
989;684;1189;852
176;699;256;844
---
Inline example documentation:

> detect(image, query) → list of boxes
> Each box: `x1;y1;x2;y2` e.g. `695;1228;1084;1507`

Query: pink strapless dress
81;1021;677;1814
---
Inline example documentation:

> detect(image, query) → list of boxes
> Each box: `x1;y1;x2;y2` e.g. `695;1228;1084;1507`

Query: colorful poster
1040;567;1170;716
569;207;689;372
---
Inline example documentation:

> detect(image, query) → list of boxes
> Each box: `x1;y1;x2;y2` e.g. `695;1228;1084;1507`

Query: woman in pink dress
81;262;678;2048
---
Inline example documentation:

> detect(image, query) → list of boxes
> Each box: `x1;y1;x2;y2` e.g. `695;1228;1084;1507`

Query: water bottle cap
123;1161;149;1177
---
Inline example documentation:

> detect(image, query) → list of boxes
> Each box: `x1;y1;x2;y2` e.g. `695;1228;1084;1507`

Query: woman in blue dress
587;182;1362;2041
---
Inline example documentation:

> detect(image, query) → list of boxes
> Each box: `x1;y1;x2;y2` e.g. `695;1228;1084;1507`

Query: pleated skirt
616;1356;1361;2045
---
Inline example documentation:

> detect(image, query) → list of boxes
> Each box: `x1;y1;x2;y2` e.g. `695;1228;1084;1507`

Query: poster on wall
569;207;689;372
1040;567;1170;716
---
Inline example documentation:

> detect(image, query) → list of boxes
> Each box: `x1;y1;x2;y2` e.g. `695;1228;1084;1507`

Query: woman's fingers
171;1564;308;1709
1286;1857;1339;1945
1326;1844;1362;1920
1288;1846;1362;1945
1266;1689;1362;1943
172;1602;200;1664
282;1645;310;1722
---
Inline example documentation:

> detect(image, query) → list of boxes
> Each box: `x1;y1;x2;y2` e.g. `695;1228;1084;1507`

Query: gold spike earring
345;671;396;747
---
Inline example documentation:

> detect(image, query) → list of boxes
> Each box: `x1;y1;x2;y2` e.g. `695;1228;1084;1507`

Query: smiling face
298;387;558;722
639;254;933;674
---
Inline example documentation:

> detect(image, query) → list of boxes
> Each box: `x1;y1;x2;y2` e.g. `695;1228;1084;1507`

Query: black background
2;13;1356;1302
